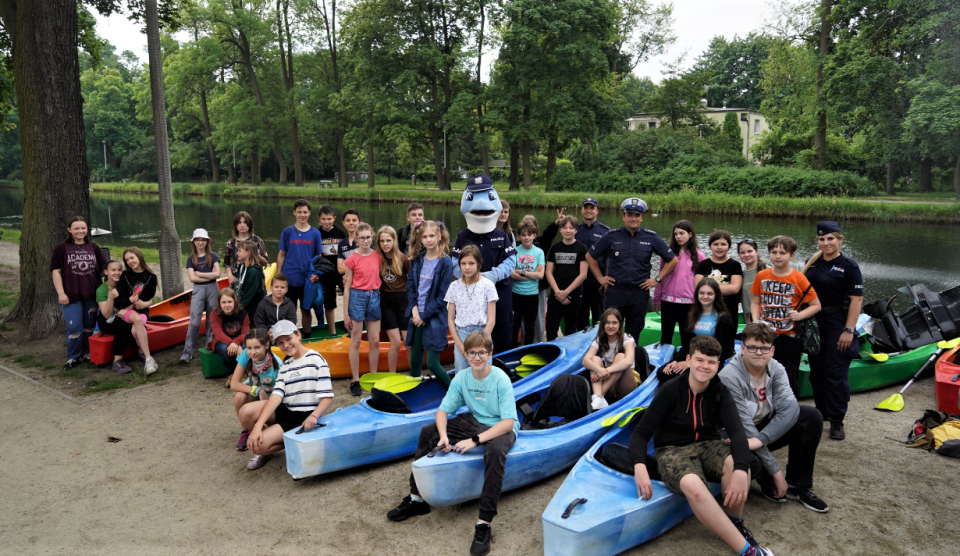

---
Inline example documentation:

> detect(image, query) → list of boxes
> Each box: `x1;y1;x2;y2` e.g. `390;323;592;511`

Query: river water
1;188;957;305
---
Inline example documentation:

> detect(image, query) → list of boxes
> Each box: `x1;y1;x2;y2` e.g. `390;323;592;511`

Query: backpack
904;410;960;458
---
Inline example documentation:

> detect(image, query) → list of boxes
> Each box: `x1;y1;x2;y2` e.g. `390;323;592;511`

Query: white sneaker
144;358;158;375
591;394;609;410
247;454;268;470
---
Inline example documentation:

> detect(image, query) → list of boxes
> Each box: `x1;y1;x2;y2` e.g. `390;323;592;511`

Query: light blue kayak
282;328;596;479
541;411;721;556
409;345;671;507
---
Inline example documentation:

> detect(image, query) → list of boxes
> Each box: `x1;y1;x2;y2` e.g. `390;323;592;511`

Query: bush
173;183;193;195
6;169;22;180
203;183;226;196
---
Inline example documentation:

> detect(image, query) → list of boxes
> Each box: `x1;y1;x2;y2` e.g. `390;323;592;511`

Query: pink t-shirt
345;250;383;291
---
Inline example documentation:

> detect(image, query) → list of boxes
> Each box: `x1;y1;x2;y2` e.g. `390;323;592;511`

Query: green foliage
693;33;774;110
644;65;708;129
720;112;743;154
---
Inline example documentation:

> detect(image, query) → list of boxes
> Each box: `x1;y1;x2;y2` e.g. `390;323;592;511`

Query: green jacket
236;264;266;313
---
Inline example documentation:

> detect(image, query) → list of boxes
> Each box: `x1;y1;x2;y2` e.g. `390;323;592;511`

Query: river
1;188;958;305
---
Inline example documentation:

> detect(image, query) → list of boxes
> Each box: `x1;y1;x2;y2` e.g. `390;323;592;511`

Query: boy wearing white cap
180;228;221;363
241;320;333;471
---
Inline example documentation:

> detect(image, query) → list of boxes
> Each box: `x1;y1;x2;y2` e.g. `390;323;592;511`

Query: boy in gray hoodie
719;322;829;513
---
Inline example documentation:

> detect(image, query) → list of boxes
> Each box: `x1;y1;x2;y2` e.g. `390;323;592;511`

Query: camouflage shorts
655;440;731;494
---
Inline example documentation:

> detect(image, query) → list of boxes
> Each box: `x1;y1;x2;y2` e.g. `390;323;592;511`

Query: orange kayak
273;330;456;379
89;277;230;365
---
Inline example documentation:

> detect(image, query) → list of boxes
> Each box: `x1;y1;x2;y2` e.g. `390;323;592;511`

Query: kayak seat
595;443;660;480
515;392;542;424
492;357;524;383
367;388;413;414
147;314;175;323
520;374;591;431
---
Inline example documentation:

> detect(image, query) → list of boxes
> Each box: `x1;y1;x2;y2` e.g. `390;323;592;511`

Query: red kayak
89;278;230;365
935;346;960;415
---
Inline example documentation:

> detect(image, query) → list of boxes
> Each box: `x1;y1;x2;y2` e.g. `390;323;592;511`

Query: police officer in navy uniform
575;197;611;330
802;221;863;441
452;175;517;356
587;197;677;378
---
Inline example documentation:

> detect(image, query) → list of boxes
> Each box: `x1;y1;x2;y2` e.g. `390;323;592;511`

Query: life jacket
905;410;960;458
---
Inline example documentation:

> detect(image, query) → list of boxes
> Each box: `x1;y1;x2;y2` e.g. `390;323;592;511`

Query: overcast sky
95;0;775;83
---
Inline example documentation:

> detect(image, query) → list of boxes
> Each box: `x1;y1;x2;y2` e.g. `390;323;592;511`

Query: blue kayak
541;412;721;556
282;329;596;479
409;345;671;508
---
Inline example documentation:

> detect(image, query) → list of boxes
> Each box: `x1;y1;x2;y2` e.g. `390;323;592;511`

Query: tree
606;0;675;75
307;0;350;187
902;78;960;199
693;33;773;110
646;64;708;129
720;111;742;154
276;0;303;185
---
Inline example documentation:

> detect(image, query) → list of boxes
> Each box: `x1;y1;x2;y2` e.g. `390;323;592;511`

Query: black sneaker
786;486;830;513
349;381;362;396
470;523;492;556
386;495;430;522
829;419;845;441
63;358;79;369
759;481;787;503
730;516;758;548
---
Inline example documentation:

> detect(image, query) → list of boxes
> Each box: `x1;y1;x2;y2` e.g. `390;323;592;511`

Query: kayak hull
935;346;960;414
410;367;663;508
282;329;597;479
541;420;720;556
797;341;940;398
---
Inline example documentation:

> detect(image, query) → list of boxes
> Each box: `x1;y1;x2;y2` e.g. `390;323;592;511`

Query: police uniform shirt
589;227;675;286
337;236;359;262
804;253;863;309
453;228;516;288
575;220;611;250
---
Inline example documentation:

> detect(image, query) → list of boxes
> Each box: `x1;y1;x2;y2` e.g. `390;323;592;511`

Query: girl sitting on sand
229;328;282;452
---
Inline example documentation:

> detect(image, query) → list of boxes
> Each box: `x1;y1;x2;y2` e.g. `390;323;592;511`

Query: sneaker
591;394;609;410
112;360;133;375
386;495;431;522
731;516;758;548
179;353;192;365
236;430;250;452
80;354;91;364
829;419;845;441
144;357;158;375
64;358;79;370
350;381;362;396
786;486;830;513
470;523;492;556
246;454;268;470
224;376;232;388
746;548;775;556
759;482;787;503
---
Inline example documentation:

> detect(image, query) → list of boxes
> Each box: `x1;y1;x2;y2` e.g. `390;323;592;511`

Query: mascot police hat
461;173;502;235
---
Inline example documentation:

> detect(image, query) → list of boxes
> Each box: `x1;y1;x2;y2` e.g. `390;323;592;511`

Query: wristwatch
655;276;662;283
843;327;856;334
520;269;526;276
471;435;483;445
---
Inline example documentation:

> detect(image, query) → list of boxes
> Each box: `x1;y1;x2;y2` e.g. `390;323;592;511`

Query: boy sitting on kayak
629;336;774;556
719;322;828;513
387;331;517;556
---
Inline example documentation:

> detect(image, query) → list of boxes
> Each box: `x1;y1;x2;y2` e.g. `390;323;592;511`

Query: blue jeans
455;324;484;373
215;341;245;372
347;288;381;321
62;299;98;361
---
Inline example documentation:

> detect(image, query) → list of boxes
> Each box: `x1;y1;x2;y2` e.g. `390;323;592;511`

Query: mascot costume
452;174;516;355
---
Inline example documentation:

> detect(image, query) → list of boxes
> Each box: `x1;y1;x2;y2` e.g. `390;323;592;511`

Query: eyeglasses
737;239;759;248
466;350;489;359
743;345;773;354
357;236;373;242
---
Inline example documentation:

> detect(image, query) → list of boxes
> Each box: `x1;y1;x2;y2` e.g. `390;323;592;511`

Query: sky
95;0;776;83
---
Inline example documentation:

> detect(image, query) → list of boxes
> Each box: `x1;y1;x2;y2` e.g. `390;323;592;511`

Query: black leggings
97;314;134;357
546;291;582;341
512;292;540;348
773;333;803;398
659;301;694;347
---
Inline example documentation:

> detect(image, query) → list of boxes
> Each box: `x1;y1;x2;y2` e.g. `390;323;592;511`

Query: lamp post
102;141;107;169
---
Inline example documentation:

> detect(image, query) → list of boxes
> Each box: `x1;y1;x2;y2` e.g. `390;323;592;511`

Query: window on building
648;122;657;129
753;120;760;135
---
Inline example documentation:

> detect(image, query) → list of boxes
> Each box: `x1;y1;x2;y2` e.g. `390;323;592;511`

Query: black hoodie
629;369;751;472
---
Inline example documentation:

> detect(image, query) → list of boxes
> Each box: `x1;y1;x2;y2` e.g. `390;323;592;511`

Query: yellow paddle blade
937;337;960;350
861;351;889;362
516;364;541;376
874;393;904;412
520;354;548;365
360;372;402;392
618;407;647;427
602;407;641;427
372;374;422;394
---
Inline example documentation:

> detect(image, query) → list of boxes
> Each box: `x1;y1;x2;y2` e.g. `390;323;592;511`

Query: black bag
793;284;821;356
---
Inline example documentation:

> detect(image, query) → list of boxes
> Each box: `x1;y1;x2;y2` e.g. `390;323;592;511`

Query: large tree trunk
545;133;557;191
509;144;520;191
1;0;90;335
521;139;532;189
954;155;960;201
814;0;831;171
146;0;184;299
366;142;375;189
199;88;220;182
277;0;303;186
919;157;933;193
885;161;896;195
226;160;236;184
238;31;288;185
252;150;261;185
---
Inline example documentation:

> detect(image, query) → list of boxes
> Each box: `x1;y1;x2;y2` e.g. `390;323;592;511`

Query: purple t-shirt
50;241;106;303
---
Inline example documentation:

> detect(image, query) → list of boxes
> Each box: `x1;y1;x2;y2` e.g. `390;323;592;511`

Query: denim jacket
406;252;453;352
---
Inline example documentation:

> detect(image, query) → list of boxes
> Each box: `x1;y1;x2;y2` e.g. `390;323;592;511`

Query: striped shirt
273;350;333;411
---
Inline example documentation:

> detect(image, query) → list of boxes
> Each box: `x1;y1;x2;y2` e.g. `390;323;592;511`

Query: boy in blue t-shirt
510;219;545;348
387;331;516;556
277;199;323;336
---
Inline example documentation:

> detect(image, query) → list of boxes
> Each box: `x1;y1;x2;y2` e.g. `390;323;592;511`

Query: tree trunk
0;0;90;335
277;0;303;186
252;150;261;186
367;142;375;189
919;158;933;193
226;161;235;184
145;0;184;299
337;129;348;188
240;156;248;184
545;133;557;191
954;155;960;201
238;31;288;185
885;161;896;195
509;144;520;191
387;158;392;185
521;138;532;189
814;0;831;171
430;80;448;191
199;87;220;182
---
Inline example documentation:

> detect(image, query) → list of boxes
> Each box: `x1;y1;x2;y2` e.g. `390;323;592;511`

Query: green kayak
798;340;938;398
636;312;746;347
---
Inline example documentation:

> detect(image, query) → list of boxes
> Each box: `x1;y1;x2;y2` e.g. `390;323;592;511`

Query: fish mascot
452;174;516;356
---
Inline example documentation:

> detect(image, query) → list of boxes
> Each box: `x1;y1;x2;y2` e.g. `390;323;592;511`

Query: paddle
371;374;422;394
875;338;960;412
601;407;646;428
359;372;402;392
860;351;890;362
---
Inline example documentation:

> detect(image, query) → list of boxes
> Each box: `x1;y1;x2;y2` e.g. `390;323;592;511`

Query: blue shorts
348;288;381;321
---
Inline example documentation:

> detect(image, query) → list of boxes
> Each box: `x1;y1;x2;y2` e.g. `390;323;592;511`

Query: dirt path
1;358;957;555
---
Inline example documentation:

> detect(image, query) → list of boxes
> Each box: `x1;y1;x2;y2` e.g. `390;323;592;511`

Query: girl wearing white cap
180;228;221;363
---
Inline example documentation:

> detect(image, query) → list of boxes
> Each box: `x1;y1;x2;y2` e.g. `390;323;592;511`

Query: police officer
575;197;611;330
587;197;677;378
802;221;863;441
452;175;517;355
